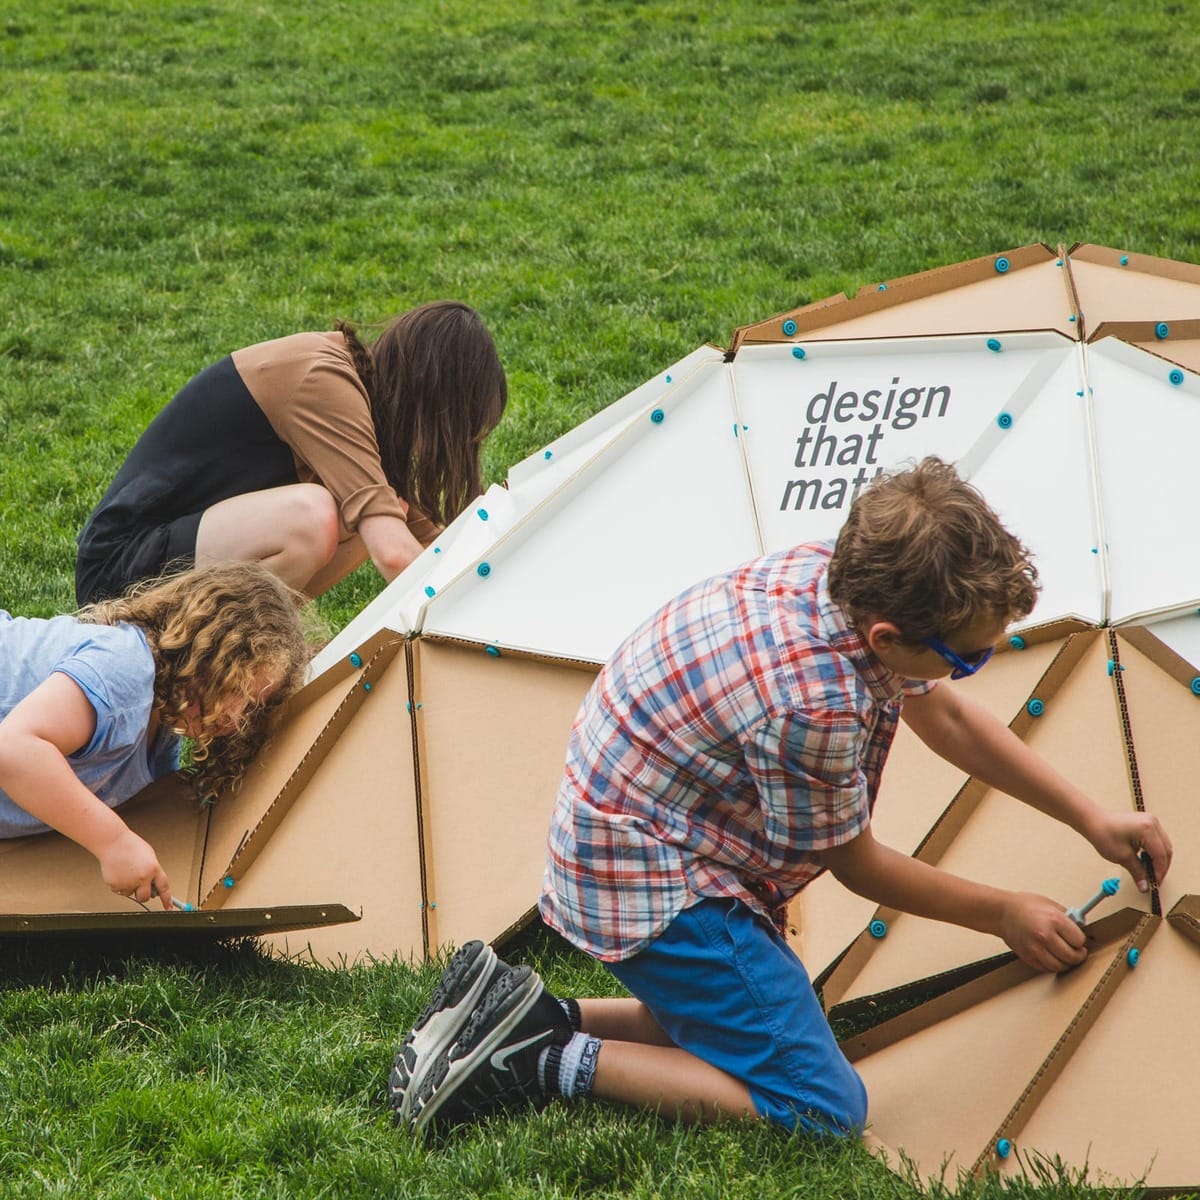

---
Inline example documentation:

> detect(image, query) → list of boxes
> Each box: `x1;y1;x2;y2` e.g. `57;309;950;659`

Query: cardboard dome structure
8;242;1200;992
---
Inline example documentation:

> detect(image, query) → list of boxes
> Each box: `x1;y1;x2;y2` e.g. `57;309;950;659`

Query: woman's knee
289;485;340;564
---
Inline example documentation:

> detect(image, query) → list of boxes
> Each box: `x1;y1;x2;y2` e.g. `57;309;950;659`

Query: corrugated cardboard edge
199;631;406;909
0;903;360;937
1165;893;1200;949
728;244;1059;353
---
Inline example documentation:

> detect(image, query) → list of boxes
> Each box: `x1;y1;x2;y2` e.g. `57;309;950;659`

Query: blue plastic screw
363;681;372;693
171;897;194;912
477;562;491;577
877;283;887;291
651;408;665;423
1156;322;1170;340
995;256;1010;273
997;1138;1013;1159
477;508;489;521
782;318;798;336
1106;659;1124;676
1127;947;1140;967
1120;254;1129;266
1170;369;1185;386
792;345;806;359
348;653;362;668
869;919;888;939
665;374;672;383
485;645;501;657
544;450;553;460
1027;698;1045;717
1190;677;1200;696
433;546;442;553
987;338;1002;352
424;585;436;598
1065;878;1120;927
1009;635;1026;650
1069;314;1077;323
997;412;1013;429
222;876;235;889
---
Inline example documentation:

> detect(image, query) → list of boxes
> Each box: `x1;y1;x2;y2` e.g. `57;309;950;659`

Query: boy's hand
98;828;173;910
1084;810;1172;893
999;892;1087;973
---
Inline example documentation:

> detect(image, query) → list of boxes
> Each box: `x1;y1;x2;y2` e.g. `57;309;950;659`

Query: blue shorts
606;896;867;1134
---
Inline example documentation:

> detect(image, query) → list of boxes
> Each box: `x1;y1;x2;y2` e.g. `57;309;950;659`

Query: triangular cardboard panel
227;640;427;964
198;649;382;900
1088;319;1200;376
731;245;1075;346
411;637;598;953
790;633;1067;979
1067;243;1200;338
1090;340;1200;624
1004;910;1200;1191
826;633;1150;1008
846;912;1153;1188
421;360;763;663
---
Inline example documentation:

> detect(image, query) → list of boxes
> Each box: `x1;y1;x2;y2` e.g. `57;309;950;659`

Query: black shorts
74;510;203;605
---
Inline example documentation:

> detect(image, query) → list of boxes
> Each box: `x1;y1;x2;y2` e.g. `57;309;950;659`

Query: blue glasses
923;636;995;680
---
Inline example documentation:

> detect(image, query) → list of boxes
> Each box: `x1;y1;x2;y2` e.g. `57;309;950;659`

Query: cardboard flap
0;903;359;938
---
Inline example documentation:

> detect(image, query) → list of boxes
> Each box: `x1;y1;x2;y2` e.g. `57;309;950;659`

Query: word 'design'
780;377;952;512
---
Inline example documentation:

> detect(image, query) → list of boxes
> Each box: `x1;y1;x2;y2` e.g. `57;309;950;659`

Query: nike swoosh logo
490;1031;552;1073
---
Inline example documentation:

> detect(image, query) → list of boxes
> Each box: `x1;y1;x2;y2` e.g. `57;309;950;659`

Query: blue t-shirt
0;612;183;838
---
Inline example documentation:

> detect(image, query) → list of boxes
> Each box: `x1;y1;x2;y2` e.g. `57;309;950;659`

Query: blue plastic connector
995;256;1010;273
1120;254;1129;266
424;585;436;598
222;876;235;889
477;508;489;521
997;412;1013;429
997;1138;1013;1159
869;919;888;939
1190;677;1200;696
987;338;1002;352
782;318;798;336
792;345;806;359
1156;322;1170;340
349;653;362;668
477;562;491;577
1170;369;1185;386
1027;698;1045;717
1009;635;1026;650
485;645;501;657
1127;947;1140;967
651;408;665;423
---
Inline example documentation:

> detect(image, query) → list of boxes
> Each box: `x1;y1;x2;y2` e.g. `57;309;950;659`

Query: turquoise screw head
477;562;491;577
485;645;501;657
1127;947;1140;967
222;876;235;889
1009;635;1026;650
650;408;665;424
1027;698;1045;717
1156;322;1170;340
995;256;1010;273
997;411;1013;429
792;346;806;359
987;338;1002;352
1170;369;1185;386
363;681;372;693
877;283;887;291
665;374;672;383
348;653;362;668
424;585;436;598
868;919;888;939
544;450;552;460
996;1138;1013;1159
782;318;797;336
1120;254;1129;266
477;508;489;521
1102;878;1120;896
1190;677;1200;696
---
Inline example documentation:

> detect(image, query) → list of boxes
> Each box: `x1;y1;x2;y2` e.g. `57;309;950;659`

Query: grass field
1;0;1195;1194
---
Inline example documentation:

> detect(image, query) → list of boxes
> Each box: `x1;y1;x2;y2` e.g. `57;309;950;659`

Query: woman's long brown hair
338;301;507;528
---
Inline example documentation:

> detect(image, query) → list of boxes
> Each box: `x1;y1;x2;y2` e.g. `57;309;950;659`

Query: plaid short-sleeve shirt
539;541;935;962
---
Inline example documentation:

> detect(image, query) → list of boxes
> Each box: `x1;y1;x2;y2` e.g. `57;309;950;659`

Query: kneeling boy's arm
820;827;1087;973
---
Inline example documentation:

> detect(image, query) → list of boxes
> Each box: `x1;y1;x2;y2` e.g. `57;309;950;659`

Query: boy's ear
863;620;904;656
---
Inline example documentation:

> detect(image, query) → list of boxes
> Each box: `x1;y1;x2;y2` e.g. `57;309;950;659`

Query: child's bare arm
901;683;1172;891
820;825;1087;972
0;673;172;908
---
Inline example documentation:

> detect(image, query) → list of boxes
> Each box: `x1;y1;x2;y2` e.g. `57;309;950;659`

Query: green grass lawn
1;0;1195;1194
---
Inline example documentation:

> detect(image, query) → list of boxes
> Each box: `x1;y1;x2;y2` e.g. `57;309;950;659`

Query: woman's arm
901;683;1172;891
0;673;172;908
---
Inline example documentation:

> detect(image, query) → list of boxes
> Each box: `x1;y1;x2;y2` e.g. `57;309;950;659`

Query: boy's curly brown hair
827;457;1039;642
77;561;319;801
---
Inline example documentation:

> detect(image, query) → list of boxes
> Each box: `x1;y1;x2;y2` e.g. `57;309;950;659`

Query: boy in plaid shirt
390;458;1172;1135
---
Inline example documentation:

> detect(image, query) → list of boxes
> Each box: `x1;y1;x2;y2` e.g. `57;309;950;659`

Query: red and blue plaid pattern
539;542;935;962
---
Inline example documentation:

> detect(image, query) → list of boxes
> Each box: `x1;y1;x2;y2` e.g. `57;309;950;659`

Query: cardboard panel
227;641;426;965
829;634;1151;1007
1068;244;1200;336
412;638;597;953
846;914;1148;1187
1003;916;1199;1190
422;359;763;663
732;245;1074;346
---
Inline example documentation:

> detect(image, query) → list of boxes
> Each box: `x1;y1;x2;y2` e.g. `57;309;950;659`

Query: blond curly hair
828;457;1039;642
78;561;318;800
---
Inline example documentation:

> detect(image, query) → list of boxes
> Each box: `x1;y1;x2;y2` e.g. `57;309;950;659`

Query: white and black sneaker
388;940;506;1126
407;964;572;1135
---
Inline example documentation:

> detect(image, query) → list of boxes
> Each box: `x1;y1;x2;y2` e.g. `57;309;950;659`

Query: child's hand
98;828;173;910
1084;810;1172;893
999;891;1087;973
